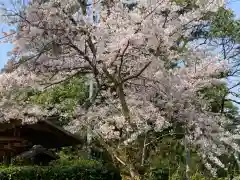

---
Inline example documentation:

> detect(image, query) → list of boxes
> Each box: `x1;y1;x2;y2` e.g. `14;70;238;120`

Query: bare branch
122;62;151;83
118;40;130;80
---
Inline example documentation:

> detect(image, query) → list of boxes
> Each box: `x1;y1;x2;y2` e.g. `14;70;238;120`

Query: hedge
0;159;121;180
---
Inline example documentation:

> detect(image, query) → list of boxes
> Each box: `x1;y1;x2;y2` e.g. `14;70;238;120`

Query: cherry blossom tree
0;0;239;179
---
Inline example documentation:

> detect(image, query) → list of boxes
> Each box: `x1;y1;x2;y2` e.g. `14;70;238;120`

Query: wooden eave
0;118;83;149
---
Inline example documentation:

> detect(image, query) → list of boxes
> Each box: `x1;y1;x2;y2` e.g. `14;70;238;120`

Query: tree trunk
117;83;131;122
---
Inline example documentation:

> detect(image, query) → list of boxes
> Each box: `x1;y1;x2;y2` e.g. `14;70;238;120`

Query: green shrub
0;159;121;180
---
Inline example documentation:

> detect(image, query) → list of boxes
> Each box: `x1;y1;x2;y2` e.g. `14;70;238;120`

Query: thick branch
141;134;147;166
122;62;151;83
102;63;118;84
118;40;130;80
41;71;82;89
225;99;240;105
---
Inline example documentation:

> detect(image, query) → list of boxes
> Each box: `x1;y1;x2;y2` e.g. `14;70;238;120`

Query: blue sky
228;0;240;18
0;24;14;69
0;0;17;69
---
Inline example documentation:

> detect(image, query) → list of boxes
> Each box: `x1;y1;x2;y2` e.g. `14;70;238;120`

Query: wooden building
0;118;83;164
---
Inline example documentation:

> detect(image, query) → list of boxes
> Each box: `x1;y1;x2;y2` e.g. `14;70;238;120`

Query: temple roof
0;118;83;149
0;102;83;159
